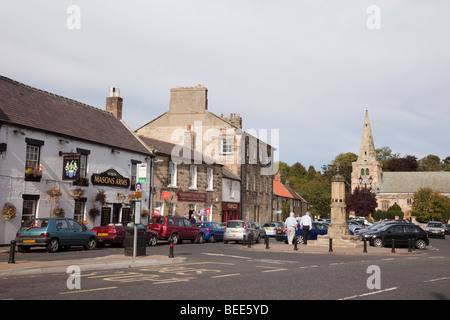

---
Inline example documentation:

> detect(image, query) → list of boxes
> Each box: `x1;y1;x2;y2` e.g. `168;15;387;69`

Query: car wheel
84;237;97;250
373;238;384;247
415;239;427;250
209;234;215;243
46;238;59;253
224;240;228;244
196;233;204;244
294;235;304;244
149;235;157;246
170;233;179;245
17;246;30;253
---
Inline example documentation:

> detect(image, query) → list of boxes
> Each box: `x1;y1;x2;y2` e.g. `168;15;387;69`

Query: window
168;203;176;216
74;201;85;222
221;138;233;155
246;173;249;190
68;219;84;231
26;145;39;170
168;161;177;187
227;180;234;199
361;168;365;176
206;168;214;190
22;199;36;225
189;165;197;189
253;175;256;192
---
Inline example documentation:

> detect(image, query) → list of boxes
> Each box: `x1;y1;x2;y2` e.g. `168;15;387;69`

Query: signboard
137;163;147;179
162;191;172;199
177;191;207;202
62;155;80;181
91;169;130;188
135;182;142;198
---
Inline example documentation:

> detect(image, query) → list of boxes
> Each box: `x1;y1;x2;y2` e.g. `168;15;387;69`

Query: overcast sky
1;1;449;171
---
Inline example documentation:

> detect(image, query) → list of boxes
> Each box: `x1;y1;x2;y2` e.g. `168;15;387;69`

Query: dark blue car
195;221;224;242
275;221;329;244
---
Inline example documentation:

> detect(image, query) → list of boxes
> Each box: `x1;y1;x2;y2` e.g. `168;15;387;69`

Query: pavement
0;240;424;277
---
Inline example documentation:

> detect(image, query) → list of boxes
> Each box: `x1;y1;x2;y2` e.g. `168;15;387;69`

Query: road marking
339;287;398;300
423;277;450;283
211;273;241;278
59;286;117;295
256;266;288;273
202;253;252;259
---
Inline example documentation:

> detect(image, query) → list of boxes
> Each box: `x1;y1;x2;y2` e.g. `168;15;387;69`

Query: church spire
357;109;377;163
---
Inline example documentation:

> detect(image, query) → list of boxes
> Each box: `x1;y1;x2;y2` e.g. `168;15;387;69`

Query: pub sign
62;155;80;181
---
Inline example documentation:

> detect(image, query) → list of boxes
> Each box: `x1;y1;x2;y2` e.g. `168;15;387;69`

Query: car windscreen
23;219;49;229
197;223;208;228
227;221;244;228
263;223;276;227
428;222;442;228
152;217;166;225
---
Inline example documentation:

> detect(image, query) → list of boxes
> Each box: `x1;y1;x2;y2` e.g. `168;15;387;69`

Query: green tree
442;156;450;172
412;187;450;223
322;152;357;193
418;154;441;171
376;146;400;169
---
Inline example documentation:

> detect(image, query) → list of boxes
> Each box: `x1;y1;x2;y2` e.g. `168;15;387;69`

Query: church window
361;168;365;176
366;168;369;175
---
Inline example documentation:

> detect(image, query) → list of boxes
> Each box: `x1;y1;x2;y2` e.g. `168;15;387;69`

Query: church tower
351;110;382;193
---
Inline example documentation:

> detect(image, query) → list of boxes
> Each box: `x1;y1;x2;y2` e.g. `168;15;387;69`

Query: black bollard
294;239;298;251
408;239;412;252
363;239;367;253
242;235;247;246
169;239;174;258
391;239;395;253
8;240;16;264
329;238;333;253
265;235;269;249
247;234;252;248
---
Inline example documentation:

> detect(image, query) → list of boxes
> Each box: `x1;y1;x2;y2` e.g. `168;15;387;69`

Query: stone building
138;136;223;223
0;76;153;244
136;86;274;223
351;110;450;214
272;172;308;220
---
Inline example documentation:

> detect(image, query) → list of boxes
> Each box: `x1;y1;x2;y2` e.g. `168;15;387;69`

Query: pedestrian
284;212;298;245
300;212;313;245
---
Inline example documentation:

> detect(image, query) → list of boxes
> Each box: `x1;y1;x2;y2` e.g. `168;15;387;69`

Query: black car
360;223;429;249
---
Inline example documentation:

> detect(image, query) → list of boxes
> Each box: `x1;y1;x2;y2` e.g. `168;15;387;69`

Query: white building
0;76;153;244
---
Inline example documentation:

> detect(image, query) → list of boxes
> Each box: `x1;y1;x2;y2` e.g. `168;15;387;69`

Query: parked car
275;221;329;244
253;222;266;238
425;221;446;239
360;223;429;249
195;221;224;242
348;220;364;235
355;221;398;235
223;220;260;244
262;222;284;237
15;218;97;253
148;215;204;244
92;223;158;247
445;224;450;235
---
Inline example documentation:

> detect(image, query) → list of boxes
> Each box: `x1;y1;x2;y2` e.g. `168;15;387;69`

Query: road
1;237;449;305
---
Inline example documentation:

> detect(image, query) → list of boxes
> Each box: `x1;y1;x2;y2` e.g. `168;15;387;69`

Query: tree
412;187;450;223
442;156;450;172
345;186;378;217
418;154;441;171
376;146;400;169
322;152;358;193
386;155;418;171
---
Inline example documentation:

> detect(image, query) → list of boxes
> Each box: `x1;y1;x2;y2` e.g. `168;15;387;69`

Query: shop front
222;202;240;222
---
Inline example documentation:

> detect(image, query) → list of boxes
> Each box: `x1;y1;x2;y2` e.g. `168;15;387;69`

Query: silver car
425;221;446;239
263;222;284;237
224;220;260;244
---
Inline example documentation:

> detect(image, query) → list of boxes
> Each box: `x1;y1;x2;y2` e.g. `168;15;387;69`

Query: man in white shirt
300;212;313;245
284;212;298;245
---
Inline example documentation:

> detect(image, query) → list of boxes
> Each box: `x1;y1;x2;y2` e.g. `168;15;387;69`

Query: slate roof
378;172;450;194
0;75;151;155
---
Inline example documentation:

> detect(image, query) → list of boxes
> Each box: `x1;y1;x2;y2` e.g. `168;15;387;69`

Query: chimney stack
169;85;208;114
106;87;123;119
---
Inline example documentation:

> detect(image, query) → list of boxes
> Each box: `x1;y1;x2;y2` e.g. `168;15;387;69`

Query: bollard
363;239;367;253
408;238;412;252
247;234;252;248
391;239;395;253
169;239;174;258
329;238;333;253
242;235;247;246
265;235;270;249
8;240;16;264
294;239;298;251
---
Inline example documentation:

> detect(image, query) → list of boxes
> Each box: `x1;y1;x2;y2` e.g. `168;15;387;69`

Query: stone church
351;110;450;215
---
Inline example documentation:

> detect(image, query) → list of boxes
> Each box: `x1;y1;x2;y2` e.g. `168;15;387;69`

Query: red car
92;223;158;247
148;215;205;244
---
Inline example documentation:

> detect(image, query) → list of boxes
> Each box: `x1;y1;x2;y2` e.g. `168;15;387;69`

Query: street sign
137;163;147;179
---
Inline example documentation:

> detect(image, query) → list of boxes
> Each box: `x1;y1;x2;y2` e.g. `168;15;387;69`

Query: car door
175;218;187;239
55;218;73;246
385;225;405;246
211;222;224;240
67;219;86;245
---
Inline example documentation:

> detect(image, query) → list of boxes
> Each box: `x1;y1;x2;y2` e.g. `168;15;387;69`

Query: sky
1;1;449;171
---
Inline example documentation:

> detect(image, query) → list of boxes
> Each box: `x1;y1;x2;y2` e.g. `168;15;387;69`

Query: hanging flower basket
88;206;100;218
95;189;106;204
52;202;65;217
47;187;62;202
70;187;85;199
2;202;17;220
141;208;150;218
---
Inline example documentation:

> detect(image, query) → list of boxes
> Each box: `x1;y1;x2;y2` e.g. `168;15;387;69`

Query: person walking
284;212;298;245
300;212;313;245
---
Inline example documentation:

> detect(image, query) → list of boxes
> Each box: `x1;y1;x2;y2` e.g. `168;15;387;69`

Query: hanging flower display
88;206;100;218
70;187;85;199
52;202;65;217
47;187;62;202
95;189;106;204
2;202;17;220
